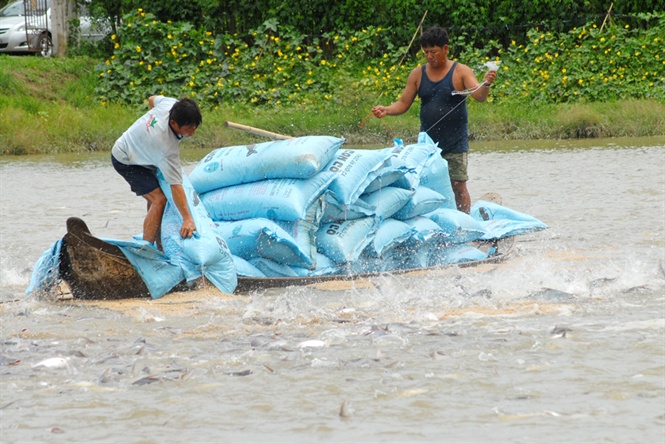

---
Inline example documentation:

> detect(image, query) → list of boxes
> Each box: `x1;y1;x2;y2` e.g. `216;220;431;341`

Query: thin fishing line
359;10;428;139
451;81;487;96
423;81;485;134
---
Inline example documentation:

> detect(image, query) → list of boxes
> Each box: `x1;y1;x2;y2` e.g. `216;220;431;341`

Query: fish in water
133;375;161;386
526;287;577;302
339;400;353;418
551;325;573;338
32;357;70;369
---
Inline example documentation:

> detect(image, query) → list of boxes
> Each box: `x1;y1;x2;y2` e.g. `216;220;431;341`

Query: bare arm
170;184;197;238
372;67;420;118
148;95;157;110
464;66;496;103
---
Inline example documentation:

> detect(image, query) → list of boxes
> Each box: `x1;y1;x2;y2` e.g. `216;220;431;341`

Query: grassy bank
1;55;664;155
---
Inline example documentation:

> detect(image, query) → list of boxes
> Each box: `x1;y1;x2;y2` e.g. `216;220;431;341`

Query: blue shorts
112;155;159;196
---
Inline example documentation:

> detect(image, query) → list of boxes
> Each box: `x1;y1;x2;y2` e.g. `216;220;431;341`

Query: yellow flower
578;79;583;85
147;65;152;71
136;46;141;52
111;34;116;40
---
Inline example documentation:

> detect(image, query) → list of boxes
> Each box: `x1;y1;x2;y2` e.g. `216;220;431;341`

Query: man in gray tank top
372;26;496;213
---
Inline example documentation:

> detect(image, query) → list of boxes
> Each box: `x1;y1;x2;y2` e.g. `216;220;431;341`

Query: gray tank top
418;62;468;154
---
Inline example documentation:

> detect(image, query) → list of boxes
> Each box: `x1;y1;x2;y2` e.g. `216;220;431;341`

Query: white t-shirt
111;96;183;185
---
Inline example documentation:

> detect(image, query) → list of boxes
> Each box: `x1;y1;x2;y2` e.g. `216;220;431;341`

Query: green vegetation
82;0;662;51
97;10;664;107
1;10;664;155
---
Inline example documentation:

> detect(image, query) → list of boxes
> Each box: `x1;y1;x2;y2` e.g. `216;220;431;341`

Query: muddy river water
1;137;664;443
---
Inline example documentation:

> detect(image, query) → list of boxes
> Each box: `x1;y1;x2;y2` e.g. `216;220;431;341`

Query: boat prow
59;217;153;299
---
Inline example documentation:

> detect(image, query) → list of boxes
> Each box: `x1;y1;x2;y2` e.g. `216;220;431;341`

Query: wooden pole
398;10;428;67
224;121;293;140
600;3;614;32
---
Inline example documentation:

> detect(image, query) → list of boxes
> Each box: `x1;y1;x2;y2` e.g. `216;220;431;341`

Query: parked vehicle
0;0;109;56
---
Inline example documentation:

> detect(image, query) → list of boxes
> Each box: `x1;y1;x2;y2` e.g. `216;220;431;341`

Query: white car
0;0;109;56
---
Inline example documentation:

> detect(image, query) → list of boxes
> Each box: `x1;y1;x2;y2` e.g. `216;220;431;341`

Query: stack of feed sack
318;133;489;275
190;133;546;278
191;136;343;278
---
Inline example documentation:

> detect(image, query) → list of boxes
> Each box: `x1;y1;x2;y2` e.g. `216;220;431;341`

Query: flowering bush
96;9;664;107
457;12;665;104
95;9;403;107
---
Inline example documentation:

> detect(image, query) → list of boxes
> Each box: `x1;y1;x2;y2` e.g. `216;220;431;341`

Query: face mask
179;133;192;139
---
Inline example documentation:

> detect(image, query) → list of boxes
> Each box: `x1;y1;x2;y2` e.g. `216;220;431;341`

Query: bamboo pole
224;121;293;140
398;10;428;67
600;3;614;32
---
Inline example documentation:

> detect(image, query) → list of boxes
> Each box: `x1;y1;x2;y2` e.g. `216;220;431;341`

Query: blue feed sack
360;186;414;221
363;218;416;258
392;186;447;220
249;257;299;277
190;136;344;193
428;244;488;266
200;170;335;222
315;217;378;264
425;208;486;244
326;148;394;205
158;172;237;295
215;218;314;268
233;255;266;278
471;200;549;239
321;192;375;222
389;134;442;190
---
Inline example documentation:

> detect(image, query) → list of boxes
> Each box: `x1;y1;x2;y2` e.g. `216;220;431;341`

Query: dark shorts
442;152;469;182
112;155;159;196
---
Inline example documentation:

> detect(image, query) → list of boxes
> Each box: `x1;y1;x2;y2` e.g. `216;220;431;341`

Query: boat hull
59;217;514;299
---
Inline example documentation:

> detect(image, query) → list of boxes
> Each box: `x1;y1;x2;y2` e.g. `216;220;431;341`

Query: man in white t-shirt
111;96;202;248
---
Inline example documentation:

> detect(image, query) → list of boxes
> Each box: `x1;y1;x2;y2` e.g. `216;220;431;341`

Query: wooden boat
58;217;514;299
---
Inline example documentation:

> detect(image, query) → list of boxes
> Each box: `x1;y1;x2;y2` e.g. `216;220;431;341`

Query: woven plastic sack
360;186;414;221
392;186;447;220
326;148;394;205
471;201;549;240
315;217;378;264
190;136;343;193
233;255;266;277
201;170;334;222
216;218;314;268
158;172;237;294
425;208;486;244
363;218;415;258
